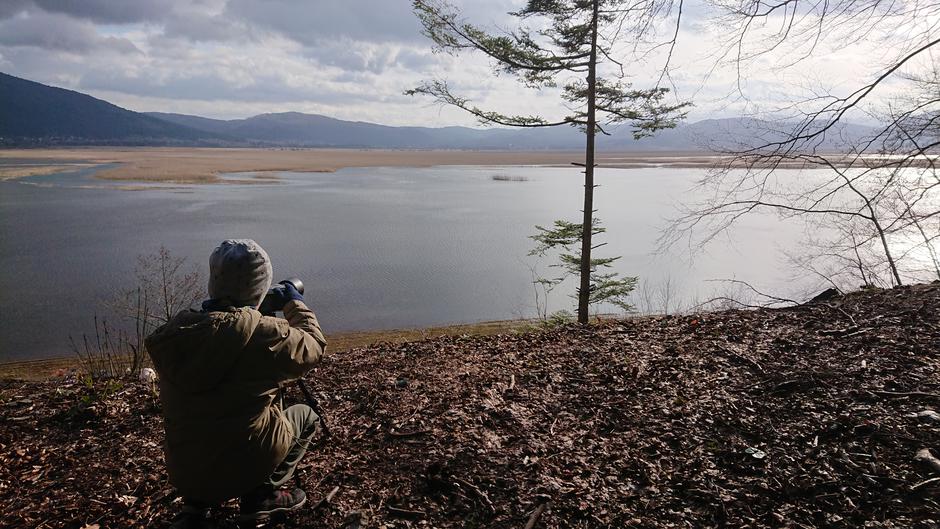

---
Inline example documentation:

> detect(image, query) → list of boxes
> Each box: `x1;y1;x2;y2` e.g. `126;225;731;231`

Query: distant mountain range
0;71;878;150
0;72;233;146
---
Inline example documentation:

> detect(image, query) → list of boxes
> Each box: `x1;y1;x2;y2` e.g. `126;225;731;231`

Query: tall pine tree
409;0;688;322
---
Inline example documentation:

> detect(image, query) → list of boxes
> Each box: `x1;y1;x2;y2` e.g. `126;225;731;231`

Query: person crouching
146;239;327;527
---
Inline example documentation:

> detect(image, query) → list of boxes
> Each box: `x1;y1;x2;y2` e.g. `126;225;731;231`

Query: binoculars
258;277;305;316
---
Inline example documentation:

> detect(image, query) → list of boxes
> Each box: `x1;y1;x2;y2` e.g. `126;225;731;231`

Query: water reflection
1;162;929;360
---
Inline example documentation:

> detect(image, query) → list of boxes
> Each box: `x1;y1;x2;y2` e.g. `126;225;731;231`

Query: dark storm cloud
0;11;140;53
0;0;31;19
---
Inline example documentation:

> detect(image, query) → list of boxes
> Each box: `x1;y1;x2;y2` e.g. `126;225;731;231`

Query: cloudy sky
0;0;909;127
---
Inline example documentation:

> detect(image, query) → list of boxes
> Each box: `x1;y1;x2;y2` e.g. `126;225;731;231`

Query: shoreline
0;147;856;185
0;318;534;380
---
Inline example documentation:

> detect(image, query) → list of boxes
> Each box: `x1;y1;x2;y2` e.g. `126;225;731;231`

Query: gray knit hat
207;239;273;307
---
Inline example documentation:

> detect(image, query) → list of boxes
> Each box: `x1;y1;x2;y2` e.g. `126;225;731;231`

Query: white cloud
0;0;924;127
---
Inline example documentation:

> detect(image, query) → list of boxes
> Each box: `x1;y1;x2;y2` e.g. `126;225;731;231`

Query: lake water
0;162;813;361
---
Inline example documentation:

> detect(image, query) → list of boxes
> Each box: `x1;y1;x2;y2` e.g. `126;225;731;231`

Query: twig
388;429;431;438
312;486;341;511
819;326;871;338
836;452;880;487
842;328;871;338
524;502;548;529
818;326;860;336
312;470;335;489
324;485;340;502
834;306;858;326
352;424;377;441
769;379;805;394
401;405;422;424
453;477;495;513
690;297;775;311
716;345;764;374
704;279;800;306
911;477;940;491
388;506;426;518
875;390;940;400
916;448;940;474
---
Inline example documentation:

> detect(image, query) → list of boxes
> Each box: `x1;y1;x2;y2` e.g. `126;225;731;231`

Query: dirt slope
1;284;938;528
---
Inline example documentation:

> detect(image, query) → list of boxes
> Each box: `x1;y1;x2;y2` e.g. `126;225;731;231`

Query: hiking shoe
239;486;307;521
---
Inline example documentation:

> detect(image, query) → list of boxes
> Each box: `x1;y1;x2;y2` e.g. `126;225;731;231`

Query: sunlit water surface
0;162;865;360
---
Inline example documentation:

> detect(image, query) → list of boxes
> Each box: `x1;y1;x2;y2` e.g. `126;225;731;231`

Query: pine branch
414;0;590;75
406;80;579;128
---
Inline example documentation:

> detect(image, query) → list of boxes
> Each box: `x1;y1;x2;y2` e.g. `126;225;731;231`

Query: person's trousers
183;404;321;508
267;404;320;488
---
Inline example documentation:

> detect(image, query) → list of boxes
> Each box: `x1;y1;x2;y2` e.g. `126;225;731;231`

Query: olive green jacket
145;300;326;503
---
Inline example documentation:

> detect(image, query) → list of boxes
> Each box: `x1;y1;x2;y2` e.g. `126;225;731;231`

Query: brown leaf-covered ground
2;283;939;528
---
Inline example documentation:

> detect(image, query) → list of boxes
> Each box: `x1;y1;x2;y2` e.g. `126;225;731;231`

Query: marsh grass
491;174;529;182
68;315;148;380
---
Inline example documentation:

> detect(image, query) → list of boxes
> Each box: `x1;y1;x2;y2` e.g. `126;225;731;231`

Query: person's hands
279;280;304;304
259;280;304;315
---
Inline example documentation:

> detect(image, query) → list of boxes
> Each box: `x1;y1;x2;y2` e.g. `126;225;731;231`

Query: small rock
745;447;767;459
908;410;940;422
139;368;157;383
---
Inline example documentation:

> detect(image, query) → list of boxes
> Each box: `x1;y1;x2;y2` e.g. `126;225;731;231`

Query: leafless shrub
69;316;132;380
634;278;656;315
76;246;201;380
632;275;682;315
691;279;799;312
527;263;553;322
671;0;940;293
667;159;939;292
117;246;202;326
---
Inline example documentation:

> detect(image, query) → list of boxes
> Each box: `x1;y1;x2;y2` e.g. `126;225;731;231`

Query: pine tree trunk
577;0;600;324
